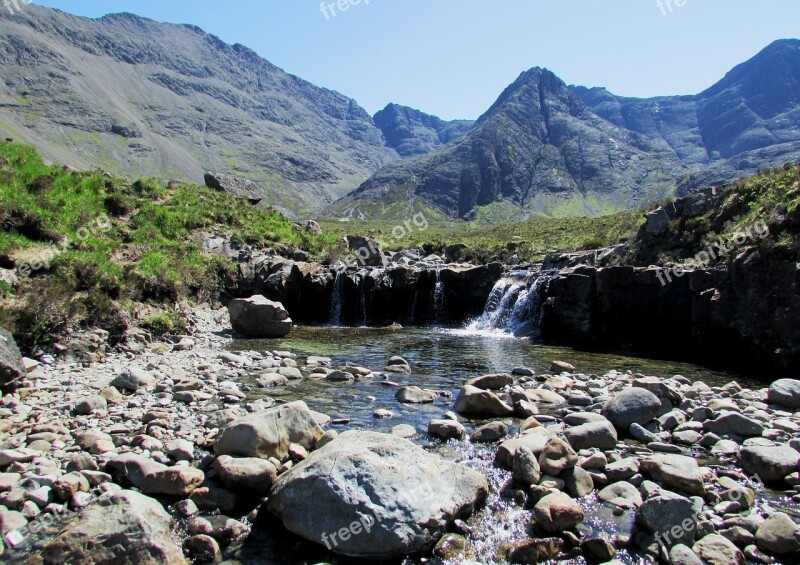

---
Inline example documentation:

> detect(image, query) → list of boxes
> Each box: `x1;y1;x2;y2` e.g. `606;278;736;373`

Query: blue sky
33;0;800;121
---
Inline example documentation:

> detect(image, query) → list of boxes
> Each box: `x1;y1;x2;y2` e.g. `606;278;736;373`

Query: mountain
334;68;686;220
0;6;398;215
373;103;474;157
574;39;800;191
340;40;800;220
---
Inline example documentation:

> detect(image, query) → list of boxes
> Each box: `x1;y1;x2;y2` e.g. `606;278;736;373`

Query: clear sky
32;0;800;121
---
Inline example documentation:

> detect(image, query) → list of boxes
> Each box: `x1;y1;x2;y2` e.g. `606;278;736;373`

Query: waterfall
432;268;445;323
357;268;369;326
467;269;551;337
329;268;346;325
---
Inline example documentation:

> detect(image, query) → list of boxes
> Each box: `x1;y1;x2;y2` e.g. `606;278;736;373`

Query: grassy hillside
319;210;643;263
0;141;337;349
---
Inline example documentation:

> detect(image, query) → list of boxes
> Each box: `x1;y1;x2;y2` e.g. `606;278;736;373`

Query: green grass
319;209;643;262
0;141;337;348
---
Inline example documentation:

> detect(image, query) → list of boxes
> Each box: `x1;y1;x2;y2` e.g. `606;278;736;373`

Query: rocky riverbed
1;306;799;564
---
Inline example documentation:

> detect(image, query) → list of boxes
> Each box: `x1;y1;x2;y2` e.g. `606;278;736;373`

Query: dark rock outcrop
0;326;25;391
204;172;264;204
373;103;474;157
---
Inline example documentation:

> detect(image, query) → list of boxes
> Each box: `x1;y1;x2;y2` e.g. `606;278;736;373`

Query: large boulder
738;445;800;482
41;489;185;564
204;172;263;203
345;236;389;268
533;491;584;533
228;295;292;338
563;420;618;450
0;326;25;391
266;431;488;558
453;385;513;416
602;387;662;431
214;401;323;460
638;492;700;548
768;379;800;409
755;512;800;554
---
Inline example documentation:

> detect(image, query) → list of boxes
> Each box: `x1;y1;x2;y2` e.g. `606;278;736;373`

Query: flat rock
454;385;513;417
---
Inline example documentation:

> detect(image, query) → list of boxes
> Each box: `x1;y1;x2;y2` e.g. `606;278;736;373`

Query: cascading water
467;269;552;337
329;268;346;326
432;267;445;323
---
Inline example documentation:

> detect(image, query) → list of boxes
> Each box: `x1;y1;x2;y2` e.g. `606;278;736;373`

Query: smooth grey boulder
0;326;25;391
204;171;263;203
638;491;700;548
693;534;744;565
111;367;155;392
213;455;277;494
395;386;437;404
427;420;466;441
41;489;185;565
768;379;800;409
465;373;513;390
598;481;642;509
563;420;618;450
345;235;389;267
738;445;800;482
453;385;513;416
755;512;800;554
703;413;764;437
266;431;488;558
602;387;662;430
214;401;323;460
228;295;292;338
533;491;584;533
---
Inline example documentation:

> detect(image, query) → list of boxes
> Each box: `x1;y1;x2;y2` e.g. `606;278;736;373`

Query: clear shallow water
225;327;769;564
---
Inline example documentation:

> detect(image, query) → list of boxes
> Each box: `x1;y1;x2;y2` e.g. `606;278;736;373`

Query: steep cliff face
373;103;474;157
0;6;398;215
340;68;684;219
344;40;800;220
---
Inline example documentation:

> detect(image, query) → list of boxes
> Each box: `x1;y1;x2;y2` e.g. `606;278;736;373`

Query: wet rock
183;534;222;564
755;512;800;554
267;431;489;558
395;386;438;404
562;465;594;498
433;533;467;560
428;420;466;441
538;437;578;476
563;419;618;450
768;379;800;409
508;538;564;562
550;361;575;374
228;295;292;338
533;491;584;533
602;388;662;430
512;446;542;486
41;489;185;564
470;422;509;443
669;544;704;565
454;385;514;416
693;534;745;565
214;401;323;460
582;536;616;561
495;428;555;468
189;487;237;514
638;491;699;548
465;373;513;390
738;445;800;482
390;424;417;438
598;481;642;509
